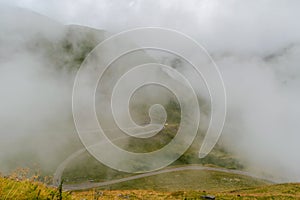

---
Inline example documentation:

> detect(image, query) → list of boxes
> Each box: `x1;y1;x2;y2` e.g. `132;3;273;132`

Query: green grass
0;172;71;200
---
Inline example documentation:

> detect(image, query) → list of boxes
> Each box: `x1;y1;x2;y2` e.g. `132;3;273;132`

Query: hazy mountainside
1;2;300;199
1;5;300;200
0;6;107;174
0;6;242;183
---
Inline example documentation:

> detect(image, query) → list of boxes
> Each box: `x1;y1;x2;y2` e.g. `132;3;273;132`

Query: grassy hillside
61;147;244;185
2;177;297;200
1;169;299;199
61;99;244;184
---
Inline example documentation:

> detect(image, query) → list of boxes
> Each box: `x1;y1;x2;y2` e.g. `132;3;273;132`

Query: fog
1;0;300;181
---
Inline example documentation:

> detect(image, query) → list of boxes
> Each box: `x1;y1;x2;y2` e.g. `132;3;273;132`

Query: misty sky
2;0;300;54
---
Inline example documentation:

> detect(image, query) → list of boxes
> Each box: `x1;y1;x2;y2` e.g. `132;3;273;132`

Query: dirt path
63;165;276;191
53;125;164;186
53;126;275;191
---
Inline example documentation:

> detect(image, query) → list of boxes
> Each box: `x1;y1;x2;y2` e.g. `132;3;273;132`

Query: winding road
63;165;276;191
53;126;276;191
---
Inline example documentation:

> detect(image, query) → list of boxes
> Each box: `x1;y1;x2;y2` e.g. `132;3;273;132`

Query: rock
201;195;216;200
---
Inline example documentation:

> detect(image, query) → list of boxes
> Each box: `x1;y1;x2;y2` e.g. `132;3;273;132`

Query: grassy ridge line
1;173;299;199
72;183;300;200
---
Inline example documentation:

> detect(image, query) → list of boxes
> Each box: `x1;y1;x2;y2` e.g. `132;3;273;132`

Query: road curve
63;165;276;191
53;125;164;186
